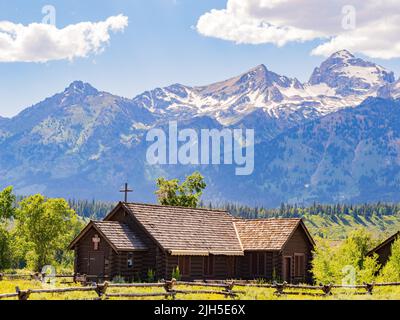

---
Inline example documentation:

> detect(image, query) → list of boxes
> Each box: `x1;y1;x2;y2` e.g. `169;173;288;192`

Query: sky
1;0;400;117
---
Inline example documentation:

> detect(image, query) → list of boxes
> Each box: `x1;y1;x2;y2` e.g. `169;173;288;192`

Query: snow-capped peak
309;50;395;96
130;50;398;126
195;64;299;99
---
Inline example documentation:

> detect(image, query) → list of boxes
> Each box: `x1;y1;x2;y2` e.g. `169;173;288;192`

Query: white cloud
0;14;128;63
196;0;400;59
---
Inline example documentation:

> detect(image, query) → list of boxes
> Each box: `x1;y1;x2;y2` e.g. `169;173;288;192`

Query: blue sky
1;0;400;117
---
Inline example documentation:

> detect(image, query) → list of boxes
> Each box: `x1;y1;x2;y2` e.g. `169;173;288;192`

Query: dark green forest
67;199;116;220
68;199;400;241
69;198;400;220
202;201;400;219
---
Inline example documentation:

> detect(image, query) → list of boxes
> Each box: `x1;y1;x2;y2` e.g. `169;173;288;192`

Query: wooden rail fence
1;275;400;300
0;273;108;285
0;278;243;300
231;281;400;296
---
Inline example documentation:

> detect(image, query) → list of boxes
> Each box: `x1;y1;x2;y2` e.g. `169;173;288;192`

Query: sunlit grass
2;280;400;300
304;214;400;242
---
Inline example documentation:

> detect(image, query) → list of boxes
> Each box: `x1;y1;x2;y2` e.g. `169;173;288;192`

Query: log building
69;202;315;283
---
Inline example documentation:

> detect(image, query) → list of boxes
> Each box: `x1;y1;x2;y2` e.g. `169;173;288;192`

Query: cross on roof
120;183;133;202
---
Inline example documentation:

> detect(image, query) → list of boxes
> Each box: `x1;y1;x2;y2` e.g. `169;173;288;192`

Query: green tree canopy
0;227;11;270
312;229;380;285
15;194;83;271
0;186;16;270
155;172;206;208
0;186;16;221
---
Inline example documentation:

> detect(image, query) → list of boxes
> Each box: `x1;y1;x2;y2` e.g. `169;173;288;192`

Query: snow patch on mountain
130;50;397;126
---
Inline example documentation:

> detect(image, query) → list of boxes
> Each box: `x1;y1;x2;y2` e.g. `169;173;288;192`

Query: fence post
83;274;88;286
223;281;236;298
164;278;177;300
364;283;374;295
95;281;109;298
16;286;31;300
274;282;287;296
74;274;88;286
31;272;43;281
321;284;332;296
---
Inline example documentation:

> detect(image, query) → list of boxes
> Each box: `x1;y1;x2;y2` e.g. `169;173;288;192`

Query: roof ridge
237;218;302;222
122;202;230;214
233;222;244;252
94;220;125;224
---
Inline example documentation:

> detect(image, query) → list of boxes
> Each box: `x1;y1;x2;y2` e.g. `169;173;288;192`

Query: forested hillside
69;199;400;241
204;202;400;241
67;199;116;220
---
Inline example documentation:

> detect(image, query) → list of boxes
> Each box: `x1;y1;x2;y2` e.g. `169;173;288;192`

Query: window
294;254;305;277
203;256;214;276
178;256;191;276
127;253;133;269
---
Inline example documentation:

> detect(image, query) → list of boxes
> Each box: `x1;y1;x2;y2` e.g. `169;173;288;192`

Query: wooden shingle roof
93;221;148;251
68;220;147;252
234;218;313;251
118;203;244;256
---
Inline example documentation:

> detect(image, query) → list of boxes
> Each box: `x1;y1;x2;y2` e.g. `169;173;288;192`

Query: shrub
147;269;155;283
358;255;380;284
312;230;380;285
312;238;337;284
172;266;181;281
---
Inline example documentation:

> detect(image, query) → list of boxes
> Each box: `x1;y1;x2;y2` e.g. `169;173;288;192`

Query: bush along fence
1;275;400;300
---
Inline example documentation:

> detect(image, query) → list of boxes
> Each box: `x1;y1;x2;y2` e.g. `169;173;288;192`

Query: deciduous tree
312;229;380;284
0;186;16;270
0;186;16;221
15;195;82;271
155;172;206;208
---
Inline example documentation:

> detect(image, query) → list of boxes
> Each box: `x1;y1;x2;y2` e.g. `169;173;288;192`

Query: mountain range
1;50;400;206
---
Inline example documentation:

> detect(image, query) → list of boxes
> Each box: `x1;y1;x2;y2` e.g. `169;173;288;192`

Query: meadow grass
304;214;400;241
2;280;400;300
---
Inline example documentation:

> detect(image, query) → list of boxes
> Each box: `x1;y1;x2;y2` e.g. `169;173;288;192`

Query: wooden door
283;257;292;282
88;251;105;276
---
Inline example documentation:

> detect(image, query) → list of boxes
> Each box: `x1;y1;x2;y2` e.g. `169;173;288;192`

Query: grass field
304;214;400;242
2;279;400;300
